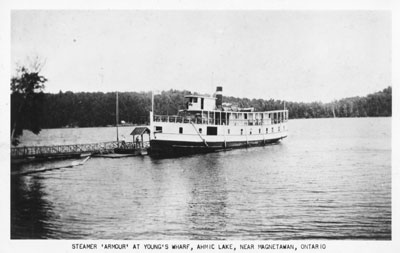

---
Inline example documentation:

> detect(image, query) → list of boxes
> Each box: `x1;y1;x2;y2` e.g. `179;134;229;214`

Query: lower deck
152;121;288;141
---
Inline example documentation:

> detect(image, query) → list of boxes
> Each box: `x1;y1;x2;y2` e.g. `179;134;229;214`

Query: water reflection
11;173;56;239
10;118;391;240
184;154;228;239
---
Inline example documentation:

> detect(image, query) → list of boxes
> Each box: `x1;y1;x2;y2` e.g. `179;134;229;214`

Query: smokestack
216;86;223;109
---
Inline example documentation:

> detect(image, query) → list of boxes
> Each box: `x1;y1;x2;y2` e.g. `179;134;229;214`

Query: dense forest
11;86;392;129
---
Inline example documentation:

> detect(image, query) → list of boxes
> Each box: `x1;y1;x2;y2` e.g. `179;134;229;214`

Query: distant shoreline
32;116;392;131
11;86;391;130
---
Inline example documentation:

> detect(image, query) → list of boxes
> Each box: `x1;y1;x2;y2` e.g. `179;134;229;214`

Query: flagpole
116;91;119;143
152;90;154;113
150;91;154;139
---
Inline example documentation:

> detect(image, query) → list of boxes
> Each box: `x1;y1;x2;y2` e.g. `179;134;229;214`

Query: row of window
198;126;285;135
156;125;286;135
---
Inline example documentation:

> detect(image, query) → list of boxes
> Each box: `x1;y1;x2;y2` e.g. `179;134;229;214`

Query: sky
11;10;391;102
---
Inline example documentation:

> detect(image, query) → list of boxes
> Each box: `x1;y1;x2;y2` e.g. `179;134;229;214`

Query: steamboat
149;87;288;156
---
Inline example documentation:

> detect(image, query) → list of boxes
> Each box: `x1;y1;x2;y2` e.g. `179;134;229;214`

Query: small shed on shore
131;127;150;148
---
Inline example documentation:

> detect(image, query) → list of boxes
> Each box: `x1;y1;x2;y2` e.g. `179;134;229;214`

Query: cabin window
193;97;198;103
244;114;248;119
179;127;183;134
250;129;252;135
199;128;202;134
278;126;280;131
228;129;230;134
266;128;268;134
155;126;162;133
259;128;261;134
207;126;218;135
241;129;243;135
201;98;204;109
271;127;274;132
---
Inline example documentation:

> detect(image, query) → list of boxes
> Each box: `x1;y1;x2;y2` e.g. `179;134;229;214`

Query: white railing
153;115;288;126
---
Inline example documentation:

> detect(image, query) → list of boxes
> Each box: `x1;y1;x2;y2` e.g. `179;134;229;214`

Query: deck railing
119;141;150;149
10;141;149;159
153;115;287;126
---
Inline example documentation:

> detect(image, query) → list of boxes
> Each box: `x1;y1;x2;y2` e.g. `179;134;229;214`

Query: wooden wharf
11;141;142;160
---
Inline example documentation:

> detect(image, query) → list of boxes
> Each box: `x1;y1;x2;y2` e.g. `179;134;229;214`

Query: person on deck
135;136;140;148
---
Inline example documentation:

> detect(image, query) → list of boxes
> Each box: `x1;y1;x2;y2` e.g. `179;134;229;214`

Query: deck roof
184;94;216;99
130;127;150;136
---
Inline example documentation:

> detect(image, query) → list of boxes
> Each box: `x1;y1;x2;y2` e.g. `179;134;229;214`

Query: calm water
11;118;391;239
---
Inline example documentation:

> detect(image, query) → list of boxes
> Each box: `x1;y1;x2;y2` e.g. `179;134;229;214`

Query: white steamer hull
150;122;288;156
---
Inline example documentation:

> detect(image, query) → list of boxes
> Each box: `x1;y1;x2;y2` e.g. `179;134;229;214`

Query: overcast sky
11;10;391;102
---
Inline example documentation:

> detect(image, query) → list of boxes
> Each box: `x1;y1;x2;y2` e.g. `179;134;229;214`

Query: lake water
11;118;391;239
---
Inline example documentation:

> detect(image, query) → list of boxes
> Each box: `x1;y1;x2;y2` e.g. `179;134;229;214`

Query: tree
11;59;47;146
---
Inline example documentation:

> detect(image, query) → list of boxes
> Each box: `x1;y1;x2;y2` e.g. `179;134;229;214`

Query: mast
150;91;154;138
152;90;154;115
150;90;160;139
116;91;119;143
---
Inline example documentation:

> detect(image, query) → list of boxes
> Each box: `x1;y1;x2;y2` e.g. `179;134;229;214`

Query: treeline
34;90;191;128
11;86;391;129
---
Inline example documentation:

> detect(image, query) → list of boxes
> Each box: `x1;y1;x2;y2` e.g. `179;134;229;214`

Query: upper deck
154;109;288;126
152;86;288;126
